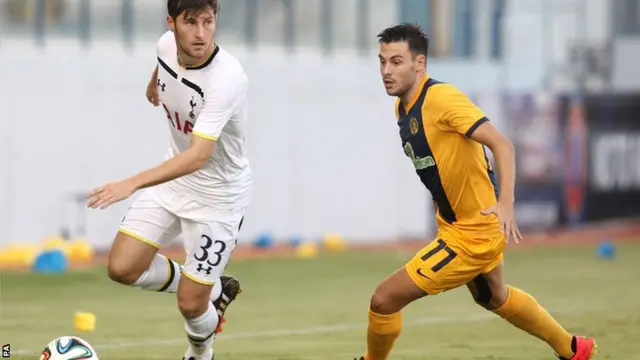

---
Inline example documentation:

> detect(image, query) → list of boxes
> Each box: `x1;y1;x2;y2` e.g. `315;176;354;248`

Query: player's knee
370;268;424;314
177;291;210;319
107;232;157;285
472;293;491;309
177;274;213;319
489;284;509;308
369;292;389;314
370;286;401;315
472;283;509;310
106;257;141;285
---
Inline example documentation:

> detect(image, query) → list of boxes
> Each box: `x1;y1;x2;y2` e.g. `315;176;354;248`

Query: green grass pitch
2;244;639;359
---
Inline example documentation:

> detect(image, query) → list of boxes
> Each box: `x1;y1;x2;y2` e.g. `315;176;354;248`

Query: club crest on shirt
157;78;166;92
189;96;197;119
410;117;419;135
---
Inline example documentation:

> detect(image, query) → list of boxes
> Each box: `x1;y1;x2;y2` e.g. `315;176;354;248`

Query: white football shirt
153;31;252;211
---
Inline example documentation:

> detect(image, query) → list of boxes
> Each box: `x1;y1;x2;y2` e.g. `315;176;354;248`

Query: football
40;336;99;360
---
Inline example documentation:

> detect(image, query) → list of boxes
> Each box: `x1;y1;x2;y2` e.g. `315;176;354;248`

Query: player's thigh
371;266;428;314
405;235;496;295
466;256;507;309
180;208;244;292
108;191;181;281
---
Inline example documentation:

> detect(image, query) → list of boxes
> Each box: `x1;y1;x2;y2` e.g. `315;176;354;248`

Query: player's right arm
147;31;174;107
146;65;160;107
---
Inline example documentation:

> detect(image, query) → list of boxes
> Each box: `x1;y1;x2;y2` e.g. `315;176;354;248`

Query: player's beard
393;79;414;97
178;42;196;59
177;40;210;59
175;29;213;61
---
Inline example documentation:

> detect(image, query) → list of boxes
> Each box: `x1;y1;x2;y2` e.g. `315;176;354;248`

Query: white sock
184;303;219;355
210;279;222;302
133;254;181;292
133;256;223;302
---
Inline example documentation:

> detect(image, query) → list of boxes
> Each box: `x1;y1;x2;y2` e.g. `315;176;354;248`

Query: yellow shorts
405;231;504;295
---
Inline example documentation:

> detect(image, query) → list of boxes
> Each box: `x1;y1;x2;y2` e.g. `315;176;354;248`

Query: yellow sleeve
428;83;488;137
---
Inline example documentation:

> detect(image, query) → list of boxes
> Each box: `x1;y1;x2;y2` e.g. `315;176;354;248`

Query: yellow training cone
295;241;319;258
74;312;96;332
323;233;347;252
68;238;94;264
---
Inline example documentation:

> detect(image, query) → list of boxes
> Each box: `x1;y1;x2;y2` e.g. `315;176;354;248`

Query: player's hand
481;201;523;244
87;180;137;210
146;81;160;107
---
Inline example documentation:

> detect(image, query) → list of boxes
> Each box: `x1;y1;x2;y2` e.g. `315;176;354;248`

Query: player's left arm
435;84;522;243
434;84;515;203
146;65;160;106
470;122;522;242
469;121;515;201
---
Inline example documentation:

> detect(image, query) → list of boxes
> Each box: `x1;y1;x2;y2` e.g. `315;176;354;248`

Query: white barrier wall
0;40;537;249
0;0;616;249
611;38;640;91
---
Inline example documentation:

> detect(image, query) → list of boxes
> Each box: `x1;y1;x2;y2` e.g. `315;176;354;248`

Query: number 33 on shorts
183;233;235;286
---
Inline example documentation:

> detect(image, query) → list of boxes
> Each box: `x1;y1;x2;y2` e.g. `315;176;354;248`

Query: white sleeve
192;74;247;141
156;31;174;57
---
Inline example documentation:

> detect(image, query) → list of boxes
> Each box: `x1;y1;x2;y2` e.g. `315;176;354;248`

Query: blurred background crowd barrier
0;0;638;250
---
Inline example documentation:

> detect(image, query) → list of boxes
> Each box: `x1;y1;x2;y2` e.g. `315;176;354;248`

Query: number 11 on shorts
421;239;457;272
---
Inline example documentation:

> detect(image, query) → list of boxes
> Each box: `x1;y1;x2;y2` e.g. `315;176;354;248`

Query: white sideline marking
12;307;594;355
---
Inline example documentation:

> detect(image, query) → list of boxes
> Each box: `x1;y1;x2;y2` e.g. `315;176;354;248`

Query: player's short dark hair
377;23;429;57
168;0;219;19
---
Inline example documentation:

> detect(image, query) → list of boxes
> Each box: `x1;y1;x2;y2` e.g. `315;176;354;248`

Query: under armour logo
157;79;166;92
196;263;212;275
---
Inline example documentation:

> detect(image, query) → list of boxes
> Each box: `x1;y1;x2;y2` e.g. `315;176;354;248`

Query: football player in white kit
86;1;250;359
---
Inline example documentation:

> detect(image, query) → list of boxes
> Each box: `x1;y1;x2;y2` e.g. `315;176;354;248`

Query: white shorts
119;189;245;286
